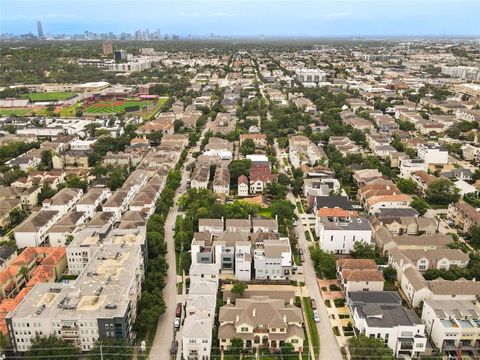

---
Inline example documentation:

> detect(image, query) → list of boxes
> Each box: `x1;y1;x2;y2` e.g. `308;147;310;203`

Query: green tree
310;246;337;279
229;337;244;354
38;150;53;171
470;225;480;249
383;266;397;282
410;197;429;216
277;173;291;186
348;335;394;360
9;208;29;227
281;342;295;355
265;182;287;199
37;183;57;204
231;281;248;297
396;178;417;194
426;178;460;205
89;339;133;360
64;175;88;192
147;131;163;146
25;335;81;360
228;159;252;184
84;122;101;137
351;242;380;263
240;138;256;155
270;200;295;224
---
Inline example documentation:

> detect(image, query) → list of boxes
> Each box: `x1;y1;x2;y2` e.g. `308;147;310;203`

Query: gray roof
348;291;401;306
355;303;423;328
14;210;59;233
0;244;16;262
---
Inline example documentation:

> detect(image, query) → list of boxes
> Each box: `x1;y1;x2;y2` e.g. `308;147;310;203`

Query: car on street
313;310;320;323
170;340;178;355
174;317;180;329
310;299;316;309
176;303;182;318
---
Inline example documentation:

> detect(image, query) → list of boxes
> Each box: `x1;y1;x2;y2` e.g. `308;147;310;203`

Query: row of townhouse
191;231;292;281
356;177;412;215
182;264;219;360
5;134;185;353
192;218;293;281
447;201;480;234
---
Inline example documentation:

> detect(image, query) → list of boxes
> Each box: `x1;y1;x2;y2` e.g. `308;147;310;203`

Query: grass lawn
429;203;449;210
59;103;82;117
301;327;310;360
23;91;77;102
83;99;154;115
296;201;304;213
302;297;319;358
0;108;31;116
258;209;273;219
137;97;169;120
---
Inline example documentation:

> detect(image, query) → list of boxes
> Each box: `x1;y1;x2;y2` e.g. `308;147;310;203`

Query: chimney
226;297;231;304
289;297;294;305
283;315;287;323
252;308;256;318
236;314;239;322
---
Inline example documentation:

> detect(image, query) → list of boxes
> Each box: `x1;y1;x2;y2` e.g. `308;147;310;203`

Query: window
189;339;196;344
241;327;248;332
291;339;298;343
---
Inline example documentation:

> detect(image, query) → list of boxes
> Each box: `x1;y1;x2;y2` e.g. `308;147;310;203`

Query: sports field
0;108;31;116
82;100;154;115
23;92;77;102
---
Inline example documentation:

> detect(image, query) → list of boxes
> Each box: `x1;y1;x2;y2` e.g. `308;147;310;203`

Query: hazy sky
1;0;479;37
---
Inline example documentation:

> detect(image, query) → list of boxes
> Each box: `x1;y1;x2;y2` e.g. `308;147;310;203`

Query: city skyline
1;0;480;37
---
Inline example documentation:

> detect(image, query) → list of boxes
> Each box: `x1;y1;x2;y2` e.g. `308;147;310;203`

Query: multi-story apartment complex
6;232;145;352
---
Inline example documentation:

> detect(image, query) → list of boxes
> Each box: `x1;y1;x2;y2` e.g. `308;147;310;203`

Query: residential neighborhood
0;29;480;360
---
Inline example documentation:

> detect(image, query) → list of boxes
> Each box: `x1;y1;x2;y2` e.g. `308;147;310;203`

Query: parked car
174;317;180;329
300;254;305;263
310;299;316;310
175;303;182;318
170;340;178;355
299;248;304;255
313;310;320;323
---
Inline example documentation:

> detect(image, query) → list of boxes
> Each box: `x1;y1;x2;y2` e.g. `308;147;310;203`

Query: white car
174;317;180;328
313;310;320;323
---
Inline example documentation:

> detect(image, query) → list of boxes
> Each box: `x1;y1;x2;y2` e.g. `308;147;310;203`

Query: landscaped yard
302;297;319;358
23;91;77;102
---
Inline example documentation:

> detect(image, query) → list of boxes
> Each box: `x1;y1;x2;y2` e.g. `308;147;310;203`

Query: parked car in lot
310;299;316;310
313;310;320;323
175;303;182;318
174;317;180;329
